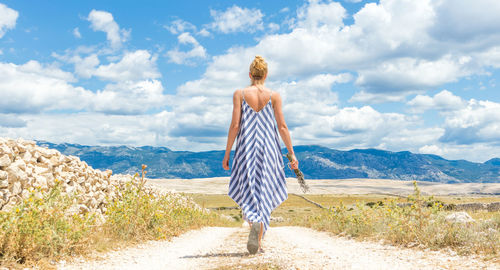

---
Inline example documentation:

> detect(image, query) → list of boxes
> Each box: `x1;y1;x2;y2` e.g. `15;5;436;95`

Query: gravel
59;225;499;270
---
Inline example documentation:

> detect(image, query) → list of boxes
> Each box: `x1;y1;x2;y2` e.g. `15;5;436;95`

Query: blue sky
1;0;500;162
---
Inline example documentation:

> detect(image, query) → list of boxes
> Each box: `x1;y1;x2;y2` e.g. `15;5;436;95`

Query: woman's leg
258;222;264;252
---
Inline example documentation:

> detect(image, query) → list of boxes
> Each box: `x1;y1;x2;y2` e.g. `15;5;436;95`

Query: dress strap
242;89;245;102
269;90;272;103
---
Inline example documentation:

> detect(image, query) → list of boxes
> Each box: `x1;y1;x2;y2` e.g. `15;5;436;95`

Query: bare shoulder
233;89;242;98
233;89;244;105
271;90;282;101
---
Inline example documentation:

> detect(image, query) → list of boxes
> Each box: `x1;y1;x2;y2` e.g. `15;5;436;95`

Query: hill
37;142;500;183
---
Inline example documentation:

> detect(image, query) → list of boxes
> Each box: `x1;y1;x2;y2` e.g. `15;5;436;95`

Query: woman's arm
272;92;298;169
222;90;242;170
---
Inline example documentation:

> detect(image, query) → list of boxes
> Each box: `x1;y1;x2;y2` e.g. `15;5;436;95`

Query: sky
1;0;500;163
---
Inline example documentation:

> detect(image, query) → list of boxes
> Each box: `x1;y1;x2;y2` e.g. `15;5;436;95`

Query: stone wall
0;138;115;217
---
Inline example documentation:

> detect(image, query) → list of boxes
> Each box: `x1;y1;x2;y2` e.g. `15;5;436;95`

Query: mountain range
37;142;500;183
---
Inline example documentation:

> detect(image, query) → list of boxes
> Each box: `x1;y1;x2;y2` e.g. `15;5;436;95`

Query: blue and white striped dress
229;89;288;233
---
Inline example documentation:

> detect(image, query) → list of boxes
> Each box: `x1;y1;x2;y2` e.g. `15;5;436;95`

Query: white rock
0;144;13;157
21;189;30;199
0;180;8;188
34;175;48;189
34;164;49;175
12;158;27;171
11;181;22;195
0;154;11;167
0;170;8;180
6;164;27;184
445;212;475;223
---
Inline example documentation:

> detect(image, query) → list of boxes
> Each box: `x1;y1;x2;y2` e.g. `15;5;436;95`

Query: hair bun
253;55;266;70
250;55;268;80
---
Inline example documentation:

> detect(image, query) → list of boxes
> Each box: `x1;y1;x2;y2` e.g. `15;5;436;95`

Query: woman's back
241;86;273;113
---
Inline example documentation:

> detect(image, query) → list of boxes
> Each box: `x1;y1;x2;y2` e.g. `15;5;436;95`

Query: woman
222;55;298;254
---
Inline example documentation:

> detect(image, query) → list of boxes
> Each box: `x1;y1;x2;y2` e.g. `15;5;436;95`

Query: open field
148;177;500;227
146;177;500;196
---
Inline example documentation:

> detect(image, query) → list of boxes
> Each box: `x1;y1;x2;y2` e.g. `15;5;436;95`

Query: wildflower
16;208;20;213
142;164;147;170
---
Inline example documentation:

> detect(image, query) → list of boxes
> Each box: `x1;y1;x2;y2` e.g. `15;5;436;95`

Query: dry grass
299;182;500;258
188;185;500;259
0;167;231;268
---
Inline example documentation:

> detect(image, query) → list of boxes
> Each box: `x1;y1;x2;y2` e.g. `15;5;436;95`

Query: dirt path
59;225;498;270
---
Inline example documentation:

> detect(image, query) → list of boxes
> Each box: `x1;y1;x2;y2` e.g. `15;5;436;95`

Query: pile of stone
0;138;116;217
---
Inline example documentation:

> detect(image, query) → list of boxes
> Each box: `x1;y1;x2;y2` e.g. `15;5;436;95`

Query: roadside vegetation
301;182;499;259
192;182;500;260
0;166;231;268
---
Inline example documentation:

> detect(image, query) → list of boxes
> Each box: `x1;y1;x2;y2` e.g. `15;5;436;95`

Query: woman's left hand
222;154;230;170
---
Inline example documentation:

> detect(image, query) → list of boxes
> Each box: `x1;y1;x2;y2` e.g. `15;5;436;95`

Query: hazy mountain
37;142;500;183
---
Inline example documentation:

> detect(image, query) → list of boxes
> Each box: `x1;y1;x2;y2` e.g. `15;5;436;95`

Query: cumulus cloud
167;32;207;65
181;0;500;103
209;5;264;33
93;50;160;81
92;80;170;115
407;90;466;113
0;3;18;38
87;10;129;49
430;0;500;42
0;61;93;113
1;112;173;147
439;99;500;145
355;56;472;95
0;114;27;128
296;0;346;29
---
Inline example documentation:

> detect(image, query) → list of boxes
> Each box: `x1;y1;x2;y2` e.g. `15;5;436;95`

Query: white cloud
407;90;466;113
439;99;500;145
355;56;471;94
93;50;160;81
349;90;409;104
167;32;207;65
73;27;81;38
0;114;26;128
73;54;100;78
0;61;93;113
197;28;210;37
418;143;500;163
0;112;172;147
92;79;169;115
165;19;196;35
87;10;129;49
0;3;18;38
296;0;346;29
268;23;280;32
209;5;264;33
430;0;500;42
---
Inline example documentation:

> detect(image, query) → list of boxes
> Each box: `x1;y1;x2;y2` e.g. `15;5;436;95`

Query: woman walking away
222;55;299;255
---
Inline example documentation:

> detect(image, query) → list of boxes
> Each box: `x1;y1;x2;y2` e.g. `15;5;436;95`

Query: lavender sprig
284;153;309;193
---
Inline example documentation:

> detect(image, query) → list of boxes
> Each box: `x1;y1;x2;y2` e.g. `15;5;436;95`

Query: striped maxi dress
228;89;288;233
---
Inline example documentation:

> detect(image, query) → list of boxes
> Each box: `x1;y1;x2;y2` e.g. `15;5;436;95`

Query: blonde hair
249;55;268;85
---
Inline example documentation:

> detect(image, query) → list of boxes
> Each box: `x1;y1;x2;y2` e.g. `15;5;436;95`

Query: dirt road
59;225;498;270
